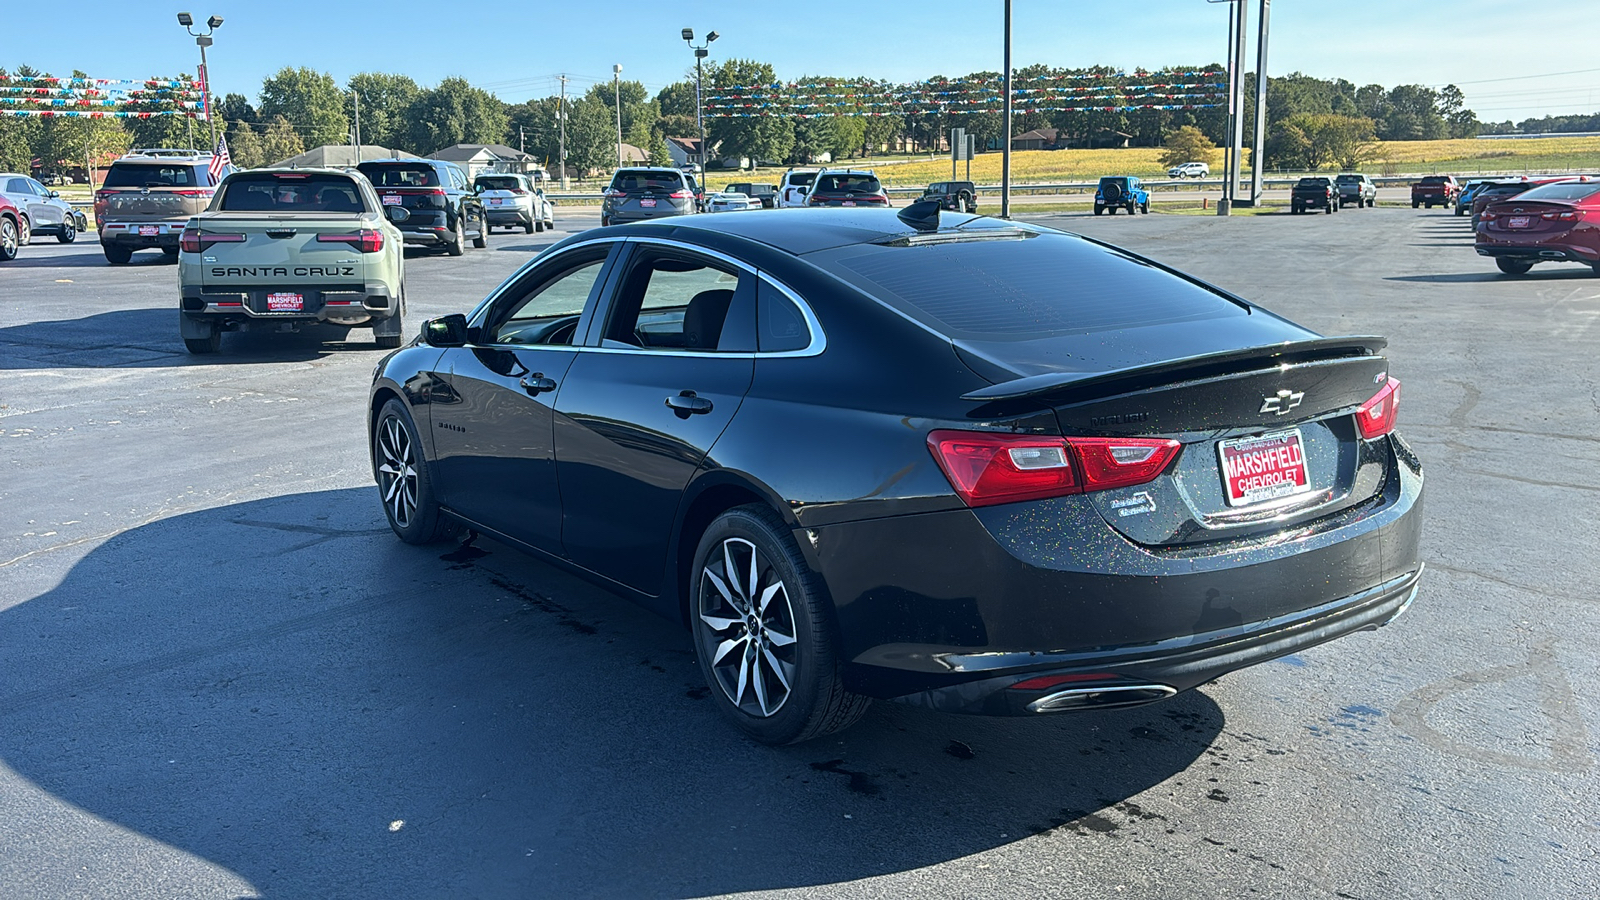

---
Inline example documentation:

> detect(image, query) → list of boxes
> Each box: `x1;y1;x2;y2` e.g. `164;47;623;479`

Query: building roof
272;145;419;167
667;136;703;153
621;143;648;163
1014;128;1061;142
428;143;538;163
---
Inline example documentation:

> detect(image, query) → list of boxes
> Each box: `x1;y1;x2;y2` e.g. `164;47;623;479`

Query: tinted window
758;281;811;352
1514;182;1600;201
786;172;817;187
220;173;365;212
489;255;608;345
1419;176;1448;185
815;174;881;193
1297;178;1330;187
102;164;206;189
603;250;754;352
819;233;1246;340
611;170;683;192
5;178;30;193
475;176;523;191
1335;175;1361;183
357;163;440;187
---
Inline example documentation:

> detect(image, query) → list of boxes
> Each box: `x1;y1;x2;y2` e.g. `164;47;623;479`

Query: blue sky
7;1;1599;123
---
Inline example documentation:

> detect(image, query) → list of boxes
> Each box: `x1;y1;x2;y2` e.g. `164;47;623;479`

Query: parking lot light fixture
684;28;718;174
614;64;624;170
179;13;223;154
176;12;193;26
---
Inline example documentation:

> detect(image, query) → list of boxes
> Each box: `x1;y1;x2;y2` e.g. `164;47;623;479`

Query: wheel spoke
712;636;746;665
764;624;796;647
700;613;742;633
722;542;746;609
757;581;782;615
761;645;792;690
744;544;760;603
752;656;771;714
734;652;751;706
703;566;736;608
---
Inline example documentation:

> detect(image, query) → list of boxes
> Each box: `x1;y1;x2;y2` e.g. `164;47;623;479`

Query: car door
554;240;757;596
24;178;63;229
5;178;45;231
429;241;621;552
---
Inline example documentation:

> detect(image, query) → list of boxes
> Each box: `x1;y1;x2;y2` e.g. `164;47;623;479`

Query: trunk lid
1484;200;1579;236
192;212;379;315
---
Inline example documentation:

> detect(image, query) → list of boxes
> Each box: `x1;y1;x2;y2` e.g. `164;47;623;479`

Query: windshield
475;176;523;191
103;163;207;189
815;174;882;194
1513;182;1600;202
612;170;683;192
219;173;366;212
357;163;440;187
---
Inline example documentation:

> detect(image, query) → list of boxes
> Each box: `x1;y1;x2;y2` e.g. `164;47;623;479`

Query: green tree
1267;113;1375;170
1438;84;1479;139
0;68;46;171
258;115;305;165
563;95;616;175
227;120;265;168
706;60;793;167
259;67;348;147
218;93;256;125
1159;125;1217;167
405;77;508;156
1375;85;1446;141
505;96;564;165
347;72;421;150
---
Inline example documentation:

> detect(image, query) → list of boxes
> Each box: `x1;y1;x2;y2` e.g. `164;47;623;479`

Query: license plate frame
640;199;657;208
381;194;402;206
266;292;305;312
1506;215;1531;229
489;197;504;206
138;225;160;236
1217;428;1312;508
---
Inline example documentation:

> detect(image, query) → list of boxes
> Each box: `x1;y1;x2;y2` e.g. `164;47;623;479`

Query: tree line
0;60;1539;178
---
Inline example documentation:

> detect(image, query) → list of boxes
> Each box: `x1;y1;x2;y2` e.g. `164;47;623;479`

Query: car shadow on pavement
1386;270;1599;284
4;249;175;268
0;488;1224;898
0;309;395;369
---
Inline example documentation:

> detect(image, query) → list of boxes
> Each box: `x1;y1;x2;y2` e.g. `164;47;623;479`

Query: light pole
682;28;718;173
558;74;569;190
176;12;223;151
613;64;624;170
1001;0;1013;219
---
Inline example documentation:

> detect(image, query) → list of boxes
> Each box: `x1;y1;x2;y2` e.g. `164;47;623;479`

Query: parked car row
1471;175;1600;277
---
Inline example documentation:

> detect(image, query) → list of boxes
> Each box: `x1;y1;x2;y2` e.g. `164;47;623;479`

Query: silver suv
0;173;88;244
601;167;697;226
95;149;222;264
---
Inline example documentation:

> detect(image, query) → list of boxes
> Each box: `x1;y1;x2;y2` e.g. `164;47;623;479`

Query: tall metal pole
695;55;705;171
558;75;569;190
1001;0;1013;219
1231;0;1248;205
614;65;624;170
1249;0;1271;204
352;91;362;161
197;38;216;150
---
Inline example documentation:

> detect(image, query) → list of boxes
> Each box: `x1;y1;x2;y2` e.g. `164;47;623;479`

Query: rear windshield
1297;178;1330;186
786;172;817;187
1514;182;1600;201
103;163;208;189
475;176;523;191
1419;176;1449;185
611;170;683;192
357;163;440;188
1481;184;1529;196
815;174;881;194
816;232;1247;340
1335;175;1362;182
219;173;366;212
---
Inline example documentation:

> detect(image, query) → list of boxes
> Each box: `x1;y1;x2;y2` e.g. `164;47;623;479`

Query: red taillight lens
606;189;627;199
1480;211;1498;221
317;228;384;253
180;228;244;253
1356;377;1401;439
510;188;527;194
173;189;212;197
669;190;690;199
927;430;1182;507
1541;210;1580;221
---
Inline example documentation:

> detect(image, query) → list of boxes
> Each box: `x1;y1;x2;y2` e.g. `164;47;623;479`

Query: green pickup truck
177;168;407;354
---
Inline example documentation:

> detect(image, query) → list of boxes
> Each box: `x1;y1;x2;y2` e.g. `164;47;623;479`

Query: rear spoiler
961;336;1388;403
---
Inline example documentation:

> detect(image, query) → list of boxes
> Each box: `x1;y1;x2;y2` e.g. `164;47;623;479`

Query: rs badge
1260;389;1305;416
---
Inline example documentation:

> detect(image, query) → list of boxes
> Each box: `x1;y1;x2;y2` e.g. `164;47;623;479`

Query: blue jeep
1094;176;1149;215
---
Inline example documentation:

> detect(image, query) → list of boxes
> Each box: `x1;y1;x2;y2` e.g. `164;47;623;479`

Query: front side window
601;249;754;352
485;252;610;346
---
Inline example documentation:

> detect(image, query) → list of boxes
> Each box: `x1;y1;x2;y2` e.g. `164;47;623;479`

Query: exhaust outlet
1026;683;1177;714
1540;250;1567;259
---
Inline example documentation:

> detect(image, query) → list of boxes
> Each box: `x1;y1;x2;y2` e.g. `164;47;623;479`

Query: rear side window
816;174;881;194
612;170;682;192
758;281;811;352
818;233;1247;340
220;173;365;212
358;164;440;187
102;164;206;189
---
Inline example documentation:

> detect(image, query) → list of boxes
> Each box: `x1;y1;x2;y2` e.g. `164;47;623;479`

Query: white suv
777;168;820;208
1167;161;1210;179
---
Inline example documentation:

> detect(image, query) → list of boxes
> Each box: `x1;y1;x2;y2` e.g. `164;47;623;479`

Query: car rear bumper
181;283;397;325
100;222;184;247
807;433;1424;714
484;207;533;225
1475;241;1598;262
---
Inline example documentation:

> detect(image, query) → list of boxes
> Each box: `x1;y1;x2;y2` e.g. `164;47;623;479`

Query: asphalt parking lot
2;205;1595;899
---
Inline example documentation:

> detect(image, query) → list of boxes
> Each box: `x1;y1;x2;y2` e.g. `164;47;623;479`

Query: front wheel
691;505;870;745
1496;258;1533;276
58;219;76;243
374;398;455;544
1140;201;1149;214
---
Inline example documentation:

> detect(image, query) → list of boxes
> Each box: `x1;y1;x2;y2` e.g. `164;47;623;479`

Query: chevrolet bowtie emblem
1260;389;1304;415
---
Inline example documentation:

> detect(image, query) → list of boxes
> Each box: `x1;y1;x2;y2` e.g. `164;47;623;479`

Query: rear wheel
374;398;455;544
1325;201;1336;215
1093;205;1104;216
446;217;466;256
691;505;870;745
58;219;76;243
103;244;132;264
1496;258;1533;276
528;218;538;234
161;246;179;261
17;216;30;246
471;215;487;249
1412;200;1420;209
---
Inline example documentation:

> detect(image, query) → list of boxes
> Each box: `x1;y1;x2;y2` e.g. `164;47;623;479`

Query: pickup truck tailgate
195;213;378;313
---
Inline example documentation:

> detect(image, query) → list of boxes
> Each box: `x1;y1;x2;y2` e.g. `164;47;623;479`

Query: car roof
229;167;359;178
598;207;1014;256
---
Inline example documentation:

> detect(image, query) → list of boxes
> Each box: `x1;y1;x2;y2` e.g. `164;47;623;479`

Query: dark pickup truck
1412;175;1459;209
1291;176;1339;214
725;182;777;209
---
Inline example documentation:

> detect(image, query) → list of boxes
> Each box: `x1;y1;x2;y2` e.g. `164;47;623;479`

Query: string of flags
0;75;203;88
0;109;201;119
0;75;208;118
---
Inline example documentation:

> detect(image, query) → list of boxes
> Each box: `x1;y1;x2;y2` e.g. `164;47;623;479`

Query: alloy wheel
699;537;799;718
376;415;419;528
0;219;16;259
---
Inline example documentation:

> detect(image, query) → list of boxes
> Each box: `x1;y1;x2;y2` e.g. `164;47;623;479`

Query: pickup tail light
317;229;385;253
928;430;1182;507
179;228;245;253
1356;377;1401;439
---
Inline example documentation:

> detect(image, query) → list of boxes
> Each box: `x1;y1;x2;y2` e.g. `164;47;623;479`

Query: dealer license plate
266;292;304;312
1506;216;1531;229
640;199;657;208
1218;428;1311;507
381;194;402;205
843;201;857;207
138;225;159;236
489;198;504;205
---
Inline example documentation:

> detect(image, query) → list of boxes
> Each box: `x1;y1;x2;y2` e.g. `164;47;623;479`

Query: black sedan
368;204;1424;745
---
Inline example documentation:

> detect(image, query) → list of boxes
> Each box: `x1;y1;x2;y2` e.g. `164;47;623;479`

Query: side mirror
48;190;60;199
422;314;469;348
384;205;411;223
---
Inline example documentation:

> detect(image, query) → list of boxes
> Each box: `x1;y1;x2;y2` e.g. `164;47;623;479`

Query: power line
1441;66;1600;87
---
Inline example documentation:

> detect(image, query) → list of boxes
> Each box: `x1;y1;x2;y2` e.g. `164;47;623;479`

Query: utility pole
519;126;525;155
1001;0;1013;219
1216;0;1246;215
614;64;624;170
558;75;569;190
1249;0;1272;205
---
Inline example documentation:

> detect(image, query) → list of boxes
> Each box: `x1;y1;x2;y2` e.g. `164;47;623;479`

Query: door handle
519;374;557;395
666;391;713;415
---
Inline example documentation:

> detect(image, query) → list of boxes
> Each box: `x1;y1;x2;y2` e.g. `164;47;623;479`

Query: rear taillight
669;190;691;199
179;228;244;253
317;229;384;253
1356;377;1401;439
927;430;1182;507
173;189;212;197
866;194;889;204
1541;210;1580;221
1480;211;1498;222
511;188;527;194
605;189;628;200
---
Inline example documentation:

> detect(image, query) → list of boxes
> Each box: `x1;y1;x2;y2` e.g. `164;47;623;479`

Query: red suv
1475;177;1600;276
1410;175;1458;209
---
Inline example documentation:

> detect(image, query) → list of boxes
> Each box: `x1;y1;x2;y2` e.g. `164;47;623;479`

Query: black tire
1103;183;1123;206
0;217;19;261
690;505;870;745
446;216;466;256
17;215;30;246
58;219;76;243
1325;201;1335;215
1093;205;1104;216
600;216;611;227
1412;200;1420;209
1496;258;1533;276
1292;203;1302;215
161;246;180;261
1455;205;1465;216
183;320;220;354
103;244;132;264
1127;203;1136;215
1140;201;1149;214
375;332;403;350
373;398;455;544
527;219;538;234
471;215;487;249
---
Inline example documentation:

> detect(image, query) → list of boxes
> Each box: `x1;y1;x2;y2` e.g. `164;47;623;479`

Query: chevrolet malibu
367;205;1424;745
1475;178;1600;275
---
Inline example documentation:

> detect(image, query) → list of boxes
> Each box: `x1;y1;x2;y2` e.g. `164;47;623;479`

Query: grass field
706;135;1600;189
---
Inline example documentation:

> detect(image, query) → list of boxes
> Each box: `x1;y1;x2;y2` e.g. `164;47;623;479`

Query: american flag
208;134;231;183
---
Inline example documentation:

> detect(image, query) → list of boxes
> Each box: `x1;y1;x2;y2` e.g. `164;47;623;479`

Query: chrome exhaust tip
1026;683;1177;714
1539;250;1567;259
